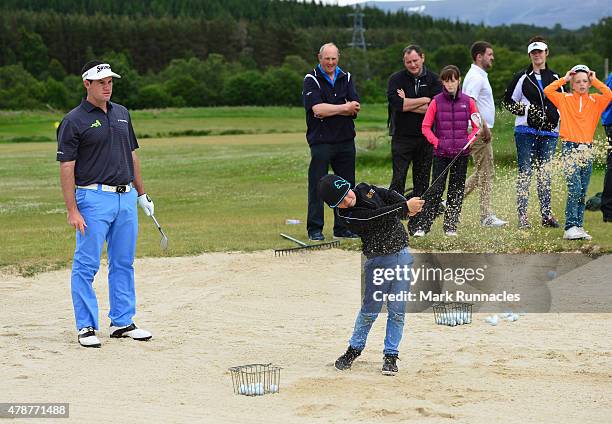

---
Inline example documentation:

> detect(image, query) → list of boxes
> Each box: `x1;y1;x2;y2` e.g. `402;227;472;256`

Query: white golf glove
137;193;154;216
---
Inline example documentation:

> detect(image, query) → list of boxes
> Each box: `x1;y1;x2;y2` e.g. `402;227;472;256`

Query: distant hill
365;0;607;29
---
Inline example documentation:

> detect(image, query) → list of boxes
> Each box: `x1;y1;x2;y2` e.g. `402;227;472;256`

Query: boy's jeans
562;142;593;230
349;248;413;356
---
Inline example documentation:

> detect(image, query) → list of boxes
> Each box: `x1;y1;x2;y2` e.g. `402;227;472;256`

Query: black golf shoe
382;354;399;376
335;346;362;370
541;215;560;228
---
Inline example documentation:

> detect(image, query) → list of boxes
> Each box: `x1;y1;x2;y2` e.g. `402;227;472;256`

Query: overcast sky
302;0;442;4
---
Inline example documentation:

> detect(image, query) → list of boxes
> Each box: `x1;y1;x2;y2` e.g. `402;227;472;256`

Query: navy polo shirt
56;99;139;186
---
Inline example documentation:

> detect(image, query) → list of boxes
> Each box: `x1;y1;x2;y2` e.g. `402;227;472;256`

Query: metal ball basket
432;302;473;326
229;363;282;396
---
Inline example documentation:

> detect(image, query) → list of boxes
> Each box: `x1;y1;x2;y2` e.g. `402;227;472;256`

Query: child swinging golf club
318;174;424;375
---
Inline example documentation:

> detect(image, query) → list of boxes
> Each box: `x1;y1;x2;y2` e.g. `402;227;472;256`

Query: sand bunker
1;250;610;423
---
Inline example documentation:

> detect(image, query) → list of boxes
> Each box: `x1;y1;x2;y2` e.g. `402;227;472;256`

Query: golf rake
421;112;482;199
274;233;339;256
150;214;169;251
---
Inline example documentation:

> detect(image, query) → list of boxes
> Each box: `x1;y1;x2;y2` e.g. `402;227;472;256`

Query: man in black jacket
387;45;442;236
503;36;563;229
318;174;424;375
303;43;361;241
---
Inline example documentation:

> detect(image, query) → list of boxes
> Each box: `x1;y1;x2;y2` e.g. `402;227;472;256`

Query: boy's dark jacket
337;183;410;258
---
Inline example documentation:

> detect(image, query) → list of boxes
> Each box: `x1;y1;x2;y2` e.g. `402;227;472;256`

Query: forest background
0;0;610;111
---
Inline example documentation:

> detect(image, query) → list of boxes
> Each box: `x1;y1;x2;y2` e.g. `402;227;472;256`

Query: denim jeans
562;142;593;230
348;248;413;356
515;132;558;218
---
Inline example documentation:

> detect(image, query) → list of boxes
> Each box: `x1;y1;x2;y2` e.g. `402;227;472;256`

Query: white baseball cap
81;63;121;81
527;41;548;54
570;64;590;74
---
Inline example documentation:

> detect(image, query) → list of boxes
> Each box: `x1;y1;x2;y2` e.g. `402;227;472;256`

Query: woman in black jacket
503;36;563;229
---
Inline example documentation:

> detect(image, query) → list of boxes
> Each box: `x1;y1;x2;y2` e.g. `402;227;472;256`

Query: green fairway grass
0;105;388;142
0;106;610;274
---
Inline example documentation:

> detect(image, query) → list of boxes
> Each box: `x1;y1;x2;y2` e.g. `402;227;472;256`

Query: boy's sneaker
577;227;592;240
412;230;426;237
563;226;584;240
444;230;457;237
334;346;362;370
481;215;508;227
78;327;101;348
382;354;399;376
541;215;560;228
110;323;152;341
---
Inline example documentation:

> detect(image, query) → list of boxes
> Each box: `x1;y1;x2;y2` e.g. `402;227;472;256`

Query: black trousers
421;155;469;233
389;135;433;232
602;125;612;221
307;141;356;235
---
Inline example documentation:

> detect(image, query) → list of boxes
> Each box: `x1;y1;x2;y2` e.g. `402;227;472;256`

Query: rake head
274;240;340;256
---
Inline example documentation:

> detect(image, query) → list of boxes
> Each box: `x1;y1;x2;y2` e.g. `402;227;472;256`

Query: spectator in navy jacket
303;43;360;241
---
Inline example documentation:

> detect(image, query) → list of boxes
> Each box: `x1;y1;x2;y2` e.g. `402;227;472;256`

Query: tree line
0;1;609;110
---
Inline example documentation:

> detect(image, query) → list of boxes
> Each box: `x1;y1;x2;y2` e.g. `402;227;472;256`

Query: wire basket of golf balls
432;302;472;326
229;363;281;396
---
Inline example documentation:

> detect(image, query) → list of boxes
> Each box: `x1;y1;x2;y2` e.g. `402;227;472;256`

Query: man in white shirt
462;41;508;227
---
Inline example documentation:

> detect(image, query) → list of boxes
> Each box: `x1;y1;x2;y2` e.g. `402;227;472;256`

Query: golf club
421;112;482;199
150;214;169;251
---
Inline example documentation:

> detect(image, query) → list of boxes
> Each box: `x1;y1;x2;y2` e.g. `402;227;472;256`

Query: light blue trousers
71;186;138;330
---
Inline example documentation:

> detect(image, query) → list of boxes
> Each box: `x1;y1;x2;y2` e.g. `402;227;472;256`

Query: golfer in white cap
57;60;154;347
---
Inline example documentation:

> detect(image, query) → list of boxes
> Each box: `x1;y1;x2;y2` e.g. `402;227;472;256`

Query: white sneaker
563;226;584;240
110;323;152;341
413;230;426;237
78;327;101;348
481;215;508;227
577;227;592;240
445;230;457;237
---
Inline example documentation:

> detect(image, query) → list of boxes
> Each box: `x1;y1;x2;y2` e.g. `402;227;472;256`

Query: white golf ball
485;315;498;326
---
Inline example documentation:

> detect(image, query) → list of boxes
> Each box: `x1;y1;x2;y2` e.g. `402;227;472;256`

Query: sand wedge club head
274;233;339;256
421;112;482;199
150;215;169;251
